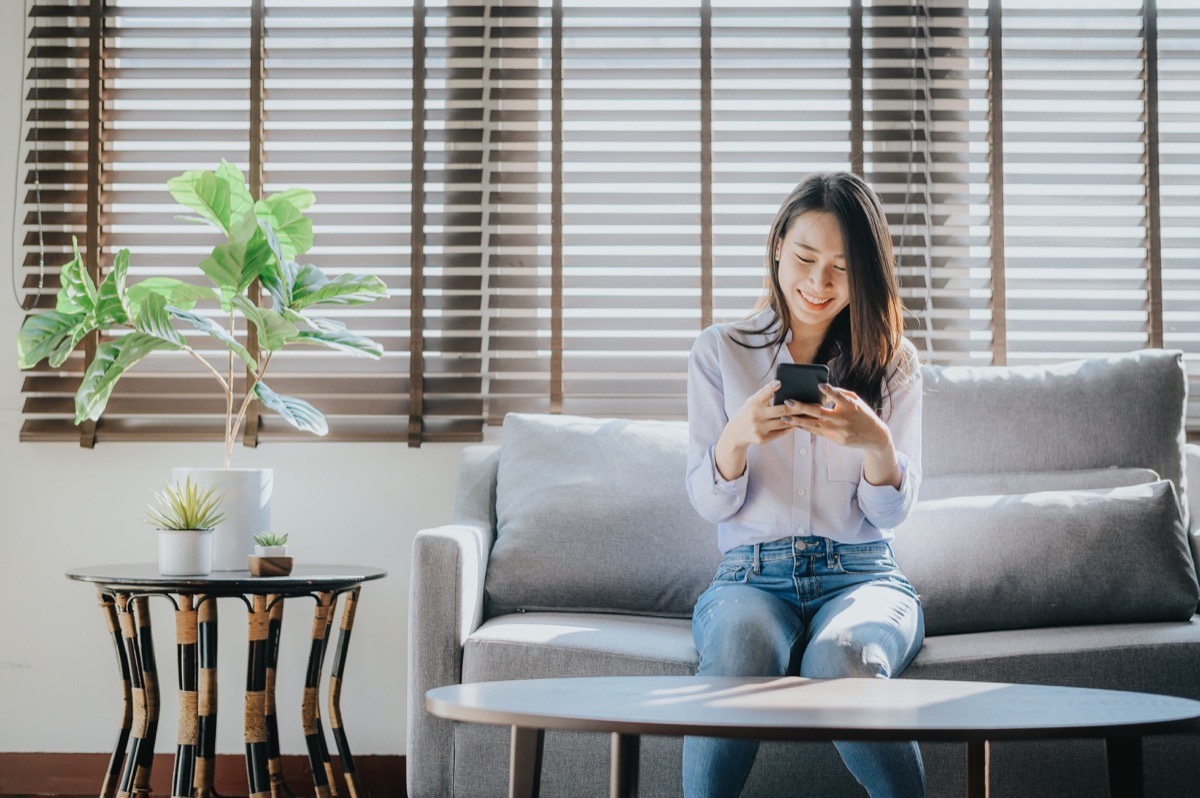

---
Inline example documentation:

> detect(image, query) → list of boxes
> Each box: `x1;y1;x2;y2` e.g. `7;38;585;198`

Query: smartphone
773;363;830;405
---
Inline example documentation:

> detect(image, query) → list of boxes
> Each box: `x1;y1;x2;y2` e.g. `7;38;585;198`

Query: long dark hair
738;171;906;414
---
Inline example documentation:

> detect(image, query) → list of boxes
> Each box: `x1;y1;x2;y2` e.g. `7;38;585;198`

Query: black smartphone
773;363;830;405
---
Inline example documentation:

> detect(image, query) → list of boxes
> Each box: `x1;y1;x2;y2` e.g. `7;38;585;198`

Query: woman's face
773;210;851;337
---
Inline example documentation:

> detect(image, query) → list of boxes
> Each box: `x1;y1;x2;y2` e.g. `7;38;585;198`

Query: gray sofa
408;349;1200;797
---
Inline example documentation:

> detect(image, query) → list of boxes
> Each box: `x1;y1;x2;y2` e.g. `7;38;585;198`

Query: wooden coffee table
426;675;1200;798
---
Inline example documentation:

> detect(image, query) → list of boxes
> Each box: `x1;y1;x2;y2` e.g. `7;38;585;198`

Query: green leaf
260;257;297;312
55;237;97;315
265;188;315;212
75;332;184;423
127;278;216;313
216;159;255;233
198;242;248;307
17;310;88;369
231;296;300;351
167;169;232;237
134;294;185;347
253;382;328;435
255;196;313;260
290;265;388;310
94;249;132;326
296;328;384;358
166;306;258;371
242;223;287;295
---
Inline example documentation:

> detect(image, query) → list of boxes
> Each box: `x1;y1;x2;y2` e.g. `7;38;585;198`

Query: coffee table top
426;676;1200;743
66;564;387;594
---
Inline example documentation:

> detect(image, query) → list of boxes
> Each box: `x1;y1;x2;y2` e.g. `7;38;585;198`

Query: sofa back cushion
892;480;1200;636
485;413;720;618
920;349;1188;524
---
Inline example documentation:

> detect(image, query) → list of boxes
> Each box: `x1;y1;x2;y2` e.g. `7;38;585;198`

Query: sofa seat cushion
908;617;1200;698
893;480;1200;635
486;413;720;619
462;612;696;683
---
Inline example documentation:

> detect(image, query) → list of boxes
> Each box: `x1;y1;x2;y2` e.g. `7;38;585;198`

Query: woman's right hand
713;380;794;480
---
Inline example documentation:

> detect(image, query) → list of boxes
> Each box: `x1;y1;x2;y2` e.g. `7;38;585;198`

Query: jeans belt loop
752;543;761;574
825;538;837;569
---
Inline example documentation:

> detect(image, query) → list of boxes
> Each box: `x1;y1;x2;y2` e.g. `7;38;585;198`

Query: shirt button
796;488;806;496
795;529;806;539
799;447;809;455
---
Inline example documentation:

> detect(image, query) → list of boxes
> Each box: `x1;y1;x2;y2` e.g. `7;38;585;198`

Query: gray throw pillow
920;467;1160;501
919;350;1188;522
486;413;721;618
892;480;1199;636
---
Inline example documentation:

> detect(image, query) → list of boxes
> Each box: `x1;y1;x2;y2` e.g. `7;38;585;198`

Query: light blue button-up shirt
686;312;923;553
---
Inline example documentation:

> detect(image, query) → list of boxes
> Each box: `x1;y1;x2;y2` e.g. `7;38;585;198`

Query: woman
684;171;925;797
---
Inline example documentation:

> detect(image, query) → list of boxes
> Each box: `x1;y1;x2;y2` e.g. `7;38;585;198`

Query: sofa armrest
407;520;495;798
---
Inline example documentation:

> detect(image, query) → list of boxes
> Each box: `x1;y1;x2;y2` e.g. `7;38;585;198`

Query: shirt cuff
708;443;748;494
857;452;912;513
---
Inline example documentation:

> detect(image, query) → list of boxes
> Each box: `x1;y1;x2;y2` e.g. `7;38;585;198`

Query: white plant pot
172;467;273;571
255;544;288;557
158;529;214;576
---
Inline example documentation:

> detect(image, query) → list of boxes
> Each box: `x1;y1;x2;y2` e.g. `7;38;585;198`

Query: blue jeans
684;536;926;798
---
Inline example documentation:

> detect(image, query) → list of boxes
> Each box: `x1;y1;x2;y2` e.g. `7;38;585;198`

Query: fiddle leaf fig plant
17;160;388;467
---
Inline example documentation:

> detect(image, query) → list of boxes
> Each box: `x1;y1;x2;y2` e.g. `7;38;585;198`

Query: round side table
67;564;386;798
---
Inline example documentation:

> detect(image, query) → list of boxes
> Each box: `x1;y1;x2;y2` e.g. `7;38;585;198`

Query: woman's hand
713;380;794;480
787;384;903;488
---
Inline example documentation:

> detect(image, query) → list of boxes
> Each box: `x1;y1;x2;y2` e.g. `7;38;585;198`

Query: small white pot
158;529;214;576
255;544;288;557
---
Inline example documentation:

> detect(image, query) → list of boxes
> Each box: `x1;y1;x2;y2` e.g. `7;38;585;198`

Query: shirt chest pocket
825;444;864;484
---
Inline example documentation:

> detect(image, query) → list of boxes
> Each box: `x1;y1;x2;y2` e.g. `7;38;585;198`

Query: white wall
0;2;464;756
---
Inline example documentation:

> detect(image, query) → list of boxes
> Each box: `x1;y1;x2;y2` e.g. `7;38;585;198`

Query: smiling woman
12;0;1200;447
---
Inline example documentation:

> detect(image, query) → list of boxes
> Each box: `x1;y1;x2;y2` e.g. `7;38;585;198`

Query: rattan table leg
97;591;132;798
966;740;989;798
116;595;159;798
171;595;199;797
328;587;362;798
195;596;219;797
246;594;272;798
264;595;296;798
302;592;340;797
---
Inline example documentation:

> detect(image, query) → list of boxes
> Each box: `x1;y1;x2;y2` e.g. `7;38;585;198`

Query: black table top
66;564;387;594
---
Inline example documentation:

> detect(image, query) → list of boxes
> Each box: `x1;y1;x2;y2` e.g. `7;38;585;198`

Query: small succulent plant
145;477;227;531
253;531;289;547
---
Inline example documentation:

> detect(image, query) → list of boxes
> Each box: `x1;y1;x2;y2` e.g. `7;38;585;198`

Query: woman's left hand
785;384;902;487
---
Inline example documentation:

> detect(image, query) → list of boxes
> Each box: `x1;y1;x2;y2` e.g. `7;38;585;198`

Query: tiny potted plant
253;531;289;557
146;477;226;576
249;530;294;577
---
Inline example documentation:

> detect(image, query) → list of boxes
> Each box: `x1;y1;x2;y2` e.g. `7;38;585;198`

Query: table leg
195;596;219;797
264;595;296;798
97;591;132;798
966;740;989;798
116;595;159;798
1105;736;1143;797
509;726;544;798
610;733;640;798
246;594;272;798
172;595;200;798
303;592;340;797
328;587;362;798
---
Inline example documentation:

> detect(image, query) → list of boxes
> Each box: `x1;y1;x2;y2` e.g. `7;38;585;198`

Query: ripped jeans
684;535;926;798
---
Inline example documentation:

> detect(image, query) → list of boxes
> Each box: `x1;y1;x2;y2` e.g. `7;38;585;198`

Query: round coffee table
426;675;1200;798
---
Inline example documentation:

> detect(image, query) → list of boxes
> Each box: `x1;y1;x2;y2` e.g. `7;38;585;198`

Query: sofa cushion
920;467;1160;501
486;413;720;618
892;480;1200;635
920;350;1188;519
463;612;696;683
